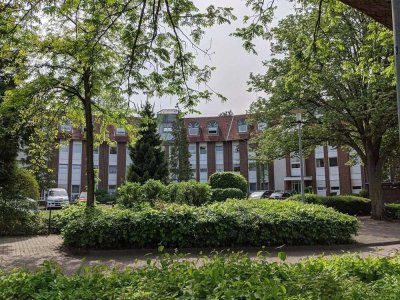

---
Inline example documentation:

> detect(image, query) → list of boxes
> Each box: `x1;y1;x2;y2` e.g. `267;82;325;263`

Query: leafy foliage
211;188;245;202
246;1;397;219
3;255;400;299
13;167;40;200
57;200;358;248
209;172;248;195
0;192;45;236
116;182;145;209
288;194;371;216
384;203;400;219
165;181;212;206
128;102;169;184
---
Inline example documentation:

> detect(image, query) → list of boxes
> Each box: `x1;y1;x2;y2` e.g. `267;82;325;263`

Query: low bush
288;193;371;215
95;189;116;205
209;172;248;195
384;203;400;219
116;182;145;208
2;255;400;299
141;179;166;203
58;200;358;249
14;167;40;200
211;188;245;202
165;180;212;206
0;194;46;235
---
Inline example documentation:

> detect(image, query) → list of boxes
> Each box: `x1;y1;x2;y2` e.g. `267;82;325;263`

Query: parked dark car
269;192;292;200
248;190;274;199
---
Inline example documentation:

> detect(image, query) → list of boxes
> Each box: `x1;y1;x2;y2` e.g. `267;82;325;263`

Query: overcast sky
136;0;294;117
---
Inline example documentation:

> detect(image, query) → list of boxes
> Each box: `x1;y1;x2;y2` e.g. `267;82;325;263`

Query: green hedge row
2;255;400;299
384;203;400;219
117;180;212;208
58;200;358;248
211;188;245;202
288;193;371;215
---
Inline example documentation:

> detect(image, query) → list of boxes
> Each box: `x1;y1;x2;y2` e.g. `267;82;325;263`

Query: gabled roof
184;114;252;142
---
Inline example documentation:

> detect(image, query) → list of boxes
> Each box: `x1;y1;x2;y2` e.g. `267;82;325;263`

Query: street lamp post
291;109;306;202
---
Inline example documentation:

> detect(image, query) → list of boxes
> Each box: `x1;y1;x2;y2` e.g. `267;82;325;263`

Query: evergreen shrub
287;194;371;215
58;200;358;248
209;172;248;195
211;188;245;202
141;179;166;203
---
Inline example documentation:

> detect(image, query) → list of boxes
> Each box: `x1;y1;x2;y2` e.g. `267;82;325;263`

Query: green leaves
57;199;359;249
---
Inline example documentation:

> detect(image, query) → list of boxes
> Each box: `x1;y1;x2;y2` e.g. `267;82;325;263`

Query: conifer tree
128;102;168;184
170;115;191;181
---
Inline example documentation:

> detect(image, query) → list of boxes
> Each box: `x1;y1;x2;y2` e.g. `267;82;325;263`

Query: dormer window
257;122;267;131
207;121;218;135
188;122;200;136
238;119;248;133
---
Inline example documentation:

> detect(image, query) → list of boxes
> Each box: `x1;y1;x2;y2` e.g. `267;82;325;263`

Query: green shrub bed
58;200;358;248
211;188;245;202
288;194;371;215
2;254;400;299
384;203;400;219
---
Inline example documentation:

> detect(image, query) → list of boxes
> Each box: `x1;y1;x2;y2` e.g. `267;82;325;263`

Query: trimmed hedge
58;200;358;248
209;172;248;195
384;203;400;219
288;193;371;215
211;188;245;202
165;181;212;206
2;255;400;299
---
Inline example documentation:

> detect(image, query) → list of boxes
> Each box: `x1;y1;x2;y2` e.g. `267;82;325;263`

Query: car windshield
80;192;87;198
49;190;68;196
250;192;264;197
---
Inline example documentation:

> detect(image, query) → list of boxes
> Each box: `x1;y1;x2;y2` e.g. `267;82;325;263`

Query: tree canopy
2;0;234;205
247;1;397;219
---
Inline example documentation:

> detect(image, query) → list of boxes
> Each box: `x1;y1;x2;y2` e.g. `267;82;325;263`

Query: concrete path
1;217;399;273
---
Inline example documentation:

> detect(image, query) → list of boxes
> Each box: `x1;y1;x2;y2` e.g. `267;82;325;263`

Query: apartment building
51;109;366;198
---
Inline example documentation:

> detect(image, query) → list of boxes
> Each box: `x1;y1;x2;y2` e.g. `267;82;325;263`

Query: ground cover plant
288;194;371;216
56;200;358;249
1;254;400;299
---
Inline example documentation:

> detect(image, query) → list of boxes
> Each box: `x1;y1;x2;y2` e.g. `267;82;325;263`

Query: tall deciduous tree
128;101;168;183
5;0;234;206
247;1;397;219
170;114;191;181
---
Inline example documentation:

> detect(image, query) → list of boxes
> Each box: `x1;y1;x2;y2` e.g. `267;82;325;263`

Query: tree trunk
83;69;95;207
366;147;384;219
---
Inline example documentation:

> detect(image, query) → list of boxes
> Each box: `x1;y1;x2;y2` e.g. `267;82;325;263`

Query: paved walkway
1;217;400;273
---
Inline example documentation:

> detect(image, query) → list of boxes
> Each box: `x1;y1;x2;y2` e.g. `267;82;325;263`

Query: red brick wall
117;142;127;186
305;151;317;192
223;141;233;171
98;143;109;190
239;140;248;181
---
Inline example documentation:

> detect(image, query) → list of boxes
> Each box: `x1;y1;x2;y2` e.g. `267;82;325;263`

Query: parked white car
45;188;69;209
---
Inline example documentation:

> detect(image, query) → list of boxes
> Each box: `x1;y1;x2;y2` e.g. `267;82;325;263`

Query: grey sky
143;0;294;117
